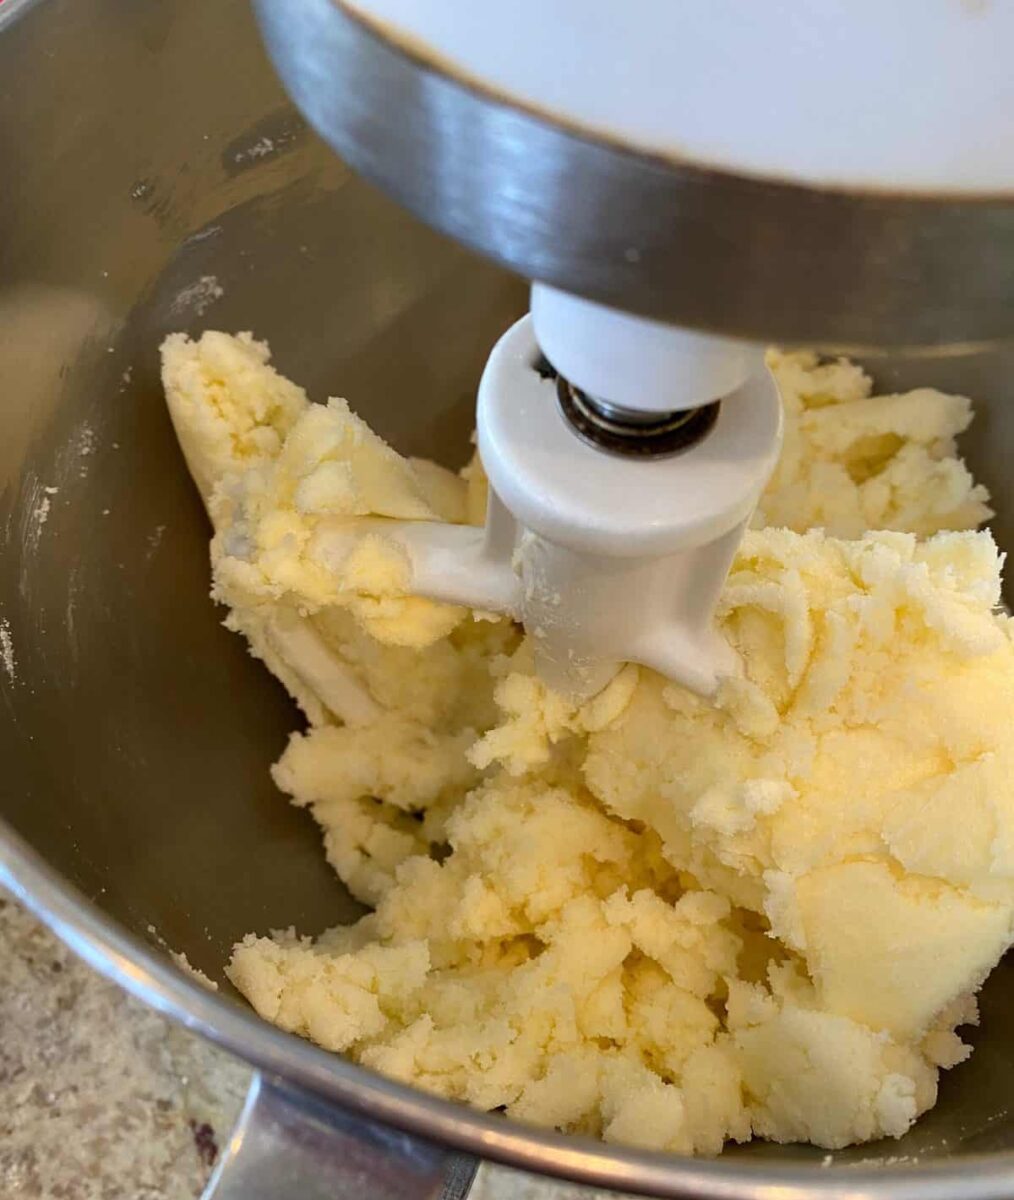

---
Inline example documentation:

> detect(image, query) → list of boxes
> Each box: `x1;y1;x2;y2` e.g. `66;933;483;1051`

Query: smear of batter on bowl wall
161;330;1014;1155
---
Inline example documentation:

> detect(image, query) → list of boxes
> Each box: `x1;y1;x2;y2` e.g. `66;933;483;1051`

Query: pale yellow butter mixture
162;331;1012;1153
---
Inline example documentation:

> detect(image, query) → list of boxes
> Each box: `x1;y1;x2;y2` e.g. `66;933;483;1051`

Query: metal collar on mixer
557;376;722;459
533;349;723;459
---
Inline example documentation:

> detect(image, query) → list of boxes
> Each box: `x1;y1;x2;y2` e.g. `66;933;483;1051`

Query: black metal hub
555;375;721;459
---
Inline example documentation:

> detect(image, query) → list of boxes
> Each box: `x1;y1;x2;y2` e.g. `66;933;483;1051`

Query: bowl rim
1;0;1011;1184
3;818;1013;1198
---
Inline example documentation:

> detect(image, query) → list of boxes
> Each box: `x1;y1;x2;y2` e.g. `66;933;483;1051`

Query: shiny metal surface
558;379;721;459
4;0;1014;1195
204;1074;477;1199
253;0;1014;352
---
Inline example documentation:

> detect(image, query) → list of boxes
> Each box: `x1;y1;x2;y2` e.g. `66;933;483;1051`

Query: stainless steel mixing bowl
4;1;1014;1196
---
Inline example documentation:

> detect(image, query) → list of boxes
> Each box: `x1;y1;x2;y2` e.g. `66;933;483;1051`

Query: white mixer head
342;0;1014;194
253;0;1014;699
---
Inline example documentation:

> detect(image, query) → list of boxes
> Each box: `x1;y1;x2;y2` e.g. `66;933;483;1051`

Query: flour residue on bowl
75;423;96;457
170;950;219;993
146;524;167;560
32;485;59;530
233;136;275;164
72;422;98;479
33;495;51;530
20;475;61;557
147;921;219;993
170;276;224;319
0;618;16;683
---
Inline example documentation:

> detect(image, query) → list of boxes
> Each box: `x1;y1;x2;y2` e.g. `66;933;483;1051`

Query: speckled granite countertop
0;889;621;1199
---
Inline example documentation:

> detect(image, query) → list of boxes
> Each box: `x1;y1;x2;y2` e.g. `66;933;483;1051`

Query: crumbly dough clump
757;350;992;537
162;332;1014;1154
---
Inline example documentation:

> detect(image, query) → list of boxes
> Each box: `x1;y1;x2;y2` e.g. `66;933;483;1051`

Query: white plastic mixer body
312;309;781;701
254;0;1014;700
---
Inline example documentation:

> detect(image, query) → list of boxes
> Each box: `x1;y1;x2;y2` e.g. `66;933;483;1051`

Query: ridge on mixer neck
315;287;783;703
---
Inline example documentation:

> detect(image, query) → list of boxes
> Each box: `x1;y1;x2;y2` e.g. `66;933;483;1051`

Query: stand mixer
253;0;1014;702
6;1;1014;1195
